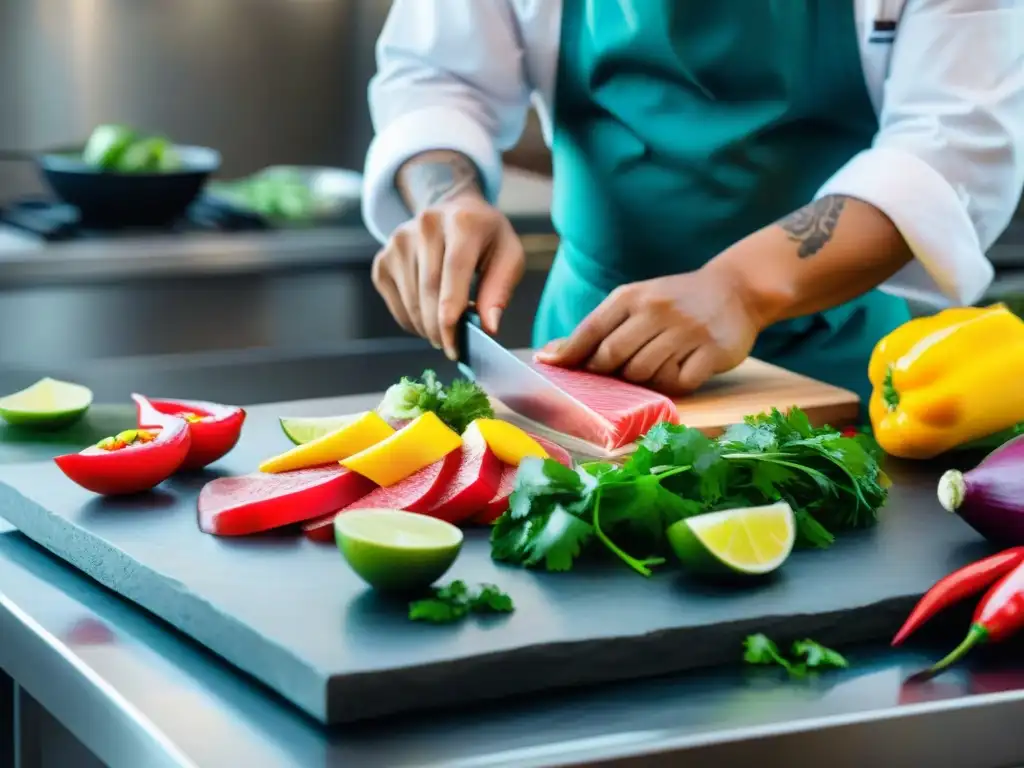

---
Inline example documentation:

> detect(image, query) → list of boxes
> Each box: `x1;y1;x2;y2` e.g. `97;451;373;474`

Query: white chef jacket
363;0;1024;308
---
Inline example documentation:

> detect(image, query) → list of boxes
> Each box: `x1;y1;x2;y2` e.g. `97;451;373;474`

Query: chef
361;0;1023;402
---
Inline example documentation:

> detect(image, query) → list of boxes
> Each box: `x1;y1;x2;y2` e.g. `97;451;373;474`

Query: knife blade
456;311;601;441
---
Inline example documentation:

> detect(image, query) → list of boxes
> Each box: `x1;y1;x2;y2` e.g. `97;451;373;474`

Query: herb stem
591;488;654;577
653;465;692;481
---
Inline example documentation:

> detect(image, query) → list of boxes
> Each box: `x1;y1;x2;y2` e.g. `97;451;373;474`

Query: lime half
0;377;94;429
334;508;463;593
279;414;363;445
667;502;795;576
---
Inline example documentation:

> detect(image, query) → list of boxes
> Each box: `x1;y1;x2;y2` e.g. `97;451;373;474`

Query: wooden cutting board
673;357;860;435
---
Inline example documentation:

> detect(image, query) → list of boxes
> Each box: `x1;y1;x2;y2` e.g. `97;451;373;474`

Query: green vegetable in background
82;124;137;169
408;580;515;624
81;124;182;173
116;136;182;173
743;633;848;677
209;170;316;221
490;408;888;576
378;370;494;434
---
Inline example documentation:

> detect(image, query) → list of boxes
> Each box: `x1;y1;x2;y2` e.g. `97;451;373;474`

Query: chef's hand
535;262;765;396
372;195;525;360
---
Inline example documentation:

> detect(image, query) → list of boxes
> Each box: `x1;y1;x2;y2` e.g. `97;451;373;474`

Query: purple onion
938;435;1024;546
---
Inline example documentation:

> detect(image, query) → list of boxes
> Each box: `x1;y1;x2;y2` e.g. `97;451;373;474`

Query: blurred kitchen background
0;0;1021;406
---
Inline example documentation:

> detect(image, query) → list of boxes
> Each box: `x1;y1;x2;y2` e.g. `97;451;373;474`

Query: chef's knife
456;311;600;440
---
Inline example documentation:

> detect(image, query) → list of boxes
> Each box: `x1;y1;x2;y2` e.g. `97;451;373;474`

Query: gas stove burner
0;195;269;242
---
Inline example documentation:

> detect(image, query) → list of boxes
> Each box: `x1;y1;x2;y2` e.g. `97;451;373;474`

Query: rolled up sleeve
816;0;1024;307
362;0;533;243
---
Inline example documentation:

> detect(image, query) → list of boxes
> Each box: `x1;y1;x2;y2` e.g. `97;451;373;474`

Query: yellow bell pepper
868;303;1024;459
259;411;394;473
341;411;462;487
472;418;548;466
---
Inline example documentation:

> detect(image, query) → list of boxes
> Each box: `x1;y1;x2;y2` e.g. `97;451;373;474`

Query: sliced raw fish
302;451;459;542
426;423;503;524
199;467;374;536
473;435;573;525
526;362;679;450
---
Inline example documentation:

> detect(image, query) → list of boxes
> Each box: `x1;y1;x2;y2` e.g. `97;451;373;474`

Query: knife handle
456;309;484;365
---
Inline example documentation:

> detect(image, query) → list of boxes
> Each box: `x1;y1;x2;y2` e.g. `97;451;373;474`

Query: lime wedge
0;377;94;429
334;509;463;593
279;414;363;445
667;502;795;576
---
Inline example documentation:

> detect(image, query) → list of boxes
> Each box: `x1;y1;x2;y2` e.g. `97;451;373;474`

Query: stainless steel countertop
1;394;1024;767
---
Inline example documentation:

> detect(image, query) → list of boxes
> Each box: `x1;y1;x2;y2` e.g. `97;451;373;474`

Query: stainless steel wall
1;0;1019;213
0;0;392;200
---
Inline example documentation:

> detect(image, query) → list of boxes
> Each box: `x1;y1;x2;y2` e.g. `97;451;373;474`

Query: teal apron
535;0;910;404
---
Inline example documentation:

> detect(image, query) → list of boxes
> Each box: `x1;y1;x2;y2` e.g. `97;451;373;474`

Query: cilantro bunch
377;369;493;434
490;408;888;576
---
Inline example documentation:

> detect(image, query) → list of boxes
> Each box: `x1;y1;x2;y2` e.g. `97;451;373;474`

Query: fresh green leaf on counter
742;634;848;677
490;407;889;574
408;580;515;624
377;370;494;434
718;408;887;543
791;639;848;671
743;634;805;677
471;584;516;614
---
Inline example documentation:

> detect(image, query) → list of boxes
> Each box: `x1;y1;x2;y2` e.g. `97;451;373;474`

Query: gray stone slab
0;396;995;724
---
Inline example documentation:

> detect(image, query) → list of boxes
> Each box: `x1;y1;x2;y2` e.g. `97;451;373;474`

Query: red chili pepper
892;547;1024;646
134;394;245;471
924;559;1024;677
54;419;191;495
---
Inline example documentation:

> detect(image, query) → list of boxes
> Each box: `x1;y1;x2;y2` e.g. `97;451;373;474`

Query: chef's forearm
396;150;486;215
708;196;914;328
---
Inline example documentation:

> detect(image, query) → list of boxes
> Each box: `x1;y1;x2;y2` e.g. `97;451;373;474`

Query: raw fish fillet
199;467;374;536
527;362;679;450
301;451;459;542
426;425;503;524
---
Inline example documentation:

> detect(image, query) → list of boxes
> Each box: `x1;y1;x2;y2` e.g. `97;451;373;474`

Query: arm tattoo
399;154;482;214
777;196;848;259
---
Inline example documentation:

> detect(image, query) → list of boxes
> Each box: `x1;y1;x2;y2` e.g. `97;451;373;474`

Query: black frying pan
0;144;221;228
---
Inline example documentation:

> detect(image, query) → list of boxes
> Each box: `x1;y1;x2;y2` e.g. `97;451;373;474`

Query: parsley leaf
408;580;515;624
791;639;848;670
437;378;494;434
489;407;888;574
471;583;516;613
742;634;848;677
378;370;494;434
743;633;804;677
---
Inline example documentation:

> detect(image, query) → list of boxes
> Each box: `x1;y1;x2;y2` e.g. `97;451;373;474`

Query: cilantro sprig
408;580;515;624
743;633;848;677
490;408;887;575
378;370;493;434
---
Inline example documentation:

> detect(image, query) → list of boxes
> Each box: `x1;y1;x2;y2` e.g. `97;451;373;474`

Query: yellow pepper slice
259;411;394;473
341;411;462;487
869;304;1024;459
472;418;548;465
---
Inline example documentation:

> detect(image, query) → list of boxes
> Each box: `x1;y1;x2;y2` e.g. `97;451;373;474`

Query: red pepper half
54;419;191;495
134;394;245;471
892;547;1024;646
924;559;1024;677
